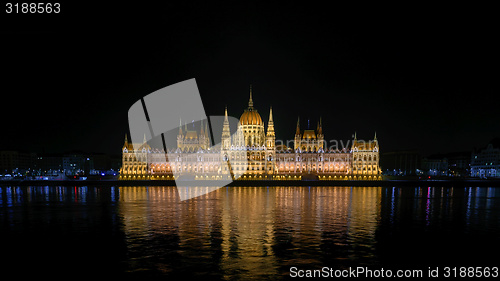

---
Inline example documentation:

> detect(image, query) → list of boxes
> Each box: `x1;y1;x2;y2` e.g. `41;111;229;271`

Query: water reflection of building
120;87;381;181
116;186;383;274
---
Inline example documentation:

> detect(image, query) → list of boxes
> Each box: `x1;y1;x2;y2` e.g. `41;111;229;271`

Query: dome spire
248;84;254;108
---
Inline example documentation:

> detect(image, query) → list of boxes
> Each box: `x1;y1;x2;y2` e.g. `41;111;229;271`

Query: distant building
0;150;120;177
471;138;500;178
423;155;449;176
0;150;36;175
381;150;421;176
446;151;470;177
63;153;93;175
422;151;471;177
92;153;121;175
35;154;63;175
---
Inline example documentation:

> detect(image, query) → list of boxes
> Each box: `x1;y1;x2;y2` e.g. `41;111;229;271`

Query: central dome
240;109;263;125
239;84;263;126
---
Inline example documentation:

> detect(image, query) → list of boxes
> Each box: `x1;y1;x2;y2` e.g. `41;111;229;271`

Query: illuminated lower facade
120;87;381;180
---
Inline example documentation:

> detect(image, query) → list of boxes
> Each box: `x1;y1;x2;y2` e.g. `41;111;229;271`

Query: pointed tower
141;133;150;150
123;133;129;151
222;106;231;150
199;119;206;149
120;133;130;180
294;117;301;150
372;131;380;177
177;118;184;149
371;131;379;152
205;121;209;147
265;106;276;175
351;131;358;151
266;107;275;148
221;106;233;178
317;117;324;149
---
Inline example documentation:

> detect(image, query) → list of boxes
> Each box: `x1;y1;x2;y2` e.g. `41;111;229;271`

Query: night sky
1;3;498;157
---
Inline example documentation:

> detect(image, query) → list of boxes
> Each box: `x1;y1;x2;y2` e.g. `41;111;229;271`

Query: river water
1;185;499;279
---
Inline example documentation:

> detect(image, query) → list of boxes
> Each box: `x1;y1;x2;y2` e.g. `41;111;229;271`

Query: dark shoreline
1;179;500;187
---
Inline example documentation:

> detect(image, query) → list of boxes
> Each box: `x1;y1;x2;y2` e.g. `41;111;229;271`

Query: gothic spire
248;84;254;108
221;105;231;149
267;107;275;136
318;117;323;135
222;106;230;131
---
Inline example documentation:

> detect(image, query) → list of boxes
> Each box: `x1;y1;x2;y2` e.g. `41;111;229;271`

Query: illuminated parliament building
120;88;381;180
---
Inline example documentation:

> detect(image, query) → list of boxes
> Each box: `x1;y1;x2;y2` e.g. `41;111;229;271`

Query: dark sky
1;3;498;156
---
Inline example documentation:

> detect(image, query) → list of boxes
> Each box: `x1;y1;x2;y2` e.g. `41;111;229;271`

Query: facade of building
421;152;471;177
0;150;36;175
381;150;421;176
120;89;381;180
471;139;500;178
422;156;449;176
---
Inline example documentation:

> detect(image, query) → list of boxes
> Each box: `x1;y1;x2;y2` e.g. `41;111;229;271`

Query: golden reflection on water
1;186;498;277
117;186;382;276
